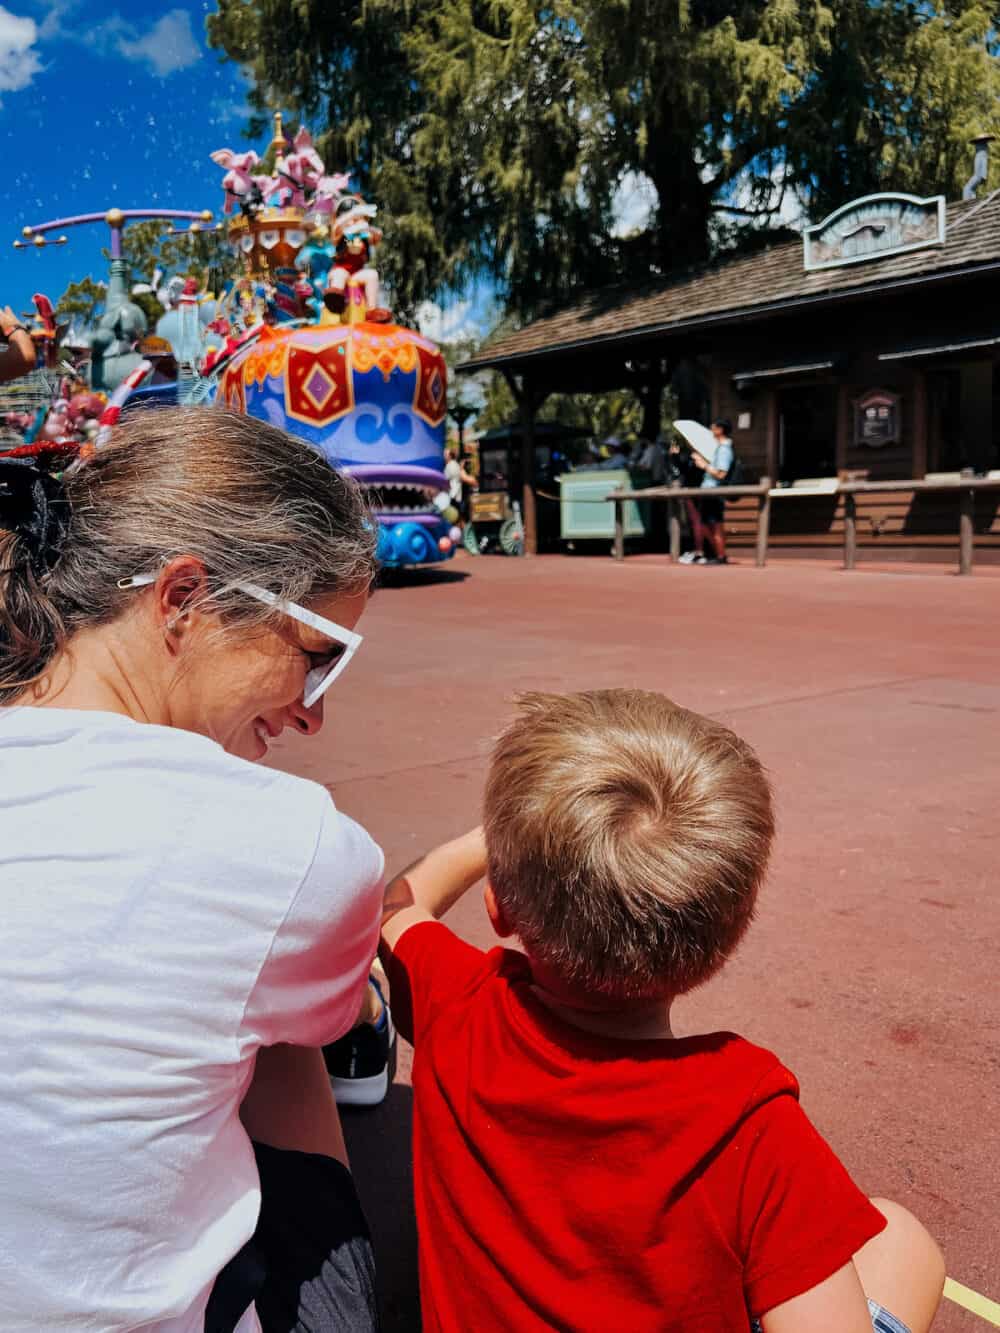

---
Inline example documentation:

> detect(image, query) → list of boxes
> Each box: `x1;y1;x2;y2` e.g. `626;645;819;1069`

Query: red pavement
268;552;1000;1331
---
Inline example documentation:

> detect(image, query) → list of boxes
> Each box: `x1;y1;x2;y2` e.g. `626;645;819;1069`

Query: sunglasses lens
304;665;329;702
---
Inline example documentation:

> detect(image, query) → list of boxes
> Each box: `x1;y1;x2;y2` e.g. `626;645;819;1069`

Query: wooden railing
608;481;773;565
607;476;1000;574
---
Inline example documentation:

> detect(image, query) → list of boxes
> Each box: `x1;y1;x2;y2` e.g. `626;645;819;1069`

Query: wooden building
460;185;1000;560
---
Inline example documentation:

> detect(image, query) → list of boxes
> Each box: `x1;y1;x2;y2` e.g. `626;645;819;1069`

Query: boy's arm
381;827;488;951
759;1262;873;1333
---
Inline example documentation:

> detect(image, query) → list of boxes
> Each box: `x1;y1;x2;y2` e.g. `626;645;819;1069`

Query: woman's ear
154;556;210;640
484;882;515;939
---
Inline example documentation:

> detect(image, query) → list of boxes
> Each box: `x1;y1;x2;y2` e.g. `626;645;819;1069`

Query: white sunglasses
117;574;363;709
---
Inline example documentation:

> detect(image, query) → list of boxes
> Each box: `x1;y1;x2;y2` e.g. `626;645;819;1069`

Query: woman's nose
289;694;325;737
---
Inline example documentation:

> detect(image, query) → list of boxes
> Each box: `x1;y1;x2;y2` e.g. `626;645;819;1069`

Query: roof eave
457;256;1000;375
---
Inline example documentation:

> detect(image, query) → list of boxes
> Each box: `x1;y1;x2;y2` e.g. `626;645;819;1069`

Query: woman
0;408;384;1331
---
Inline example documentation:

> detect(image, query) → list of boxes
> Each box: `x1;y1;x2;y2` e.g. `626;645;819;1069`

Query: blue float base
376;515;456;568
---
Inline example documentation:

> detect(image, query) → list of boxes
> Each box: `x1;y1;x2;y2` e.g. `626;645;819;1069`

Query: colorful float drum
219;319;457;567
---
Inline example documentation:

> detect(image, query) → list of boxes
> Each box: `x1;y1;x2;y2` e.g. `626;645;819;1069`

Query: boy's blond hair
484;690;774;1001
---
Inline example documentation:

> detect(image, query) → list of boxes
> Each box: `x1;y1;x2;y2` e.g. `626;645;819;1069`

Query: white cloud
0;6;41;93
116;8;199;77
610;171;657;240
36;0;77;41
416;299;484;345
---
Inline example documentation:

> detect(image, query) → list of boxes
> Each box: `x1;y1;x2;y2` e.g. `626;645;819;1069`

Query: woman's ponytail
0;456;70;703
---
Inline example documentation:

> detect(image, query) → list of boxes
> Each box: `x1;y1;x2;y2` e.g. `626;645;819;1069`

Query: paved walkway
269;553;1000;1331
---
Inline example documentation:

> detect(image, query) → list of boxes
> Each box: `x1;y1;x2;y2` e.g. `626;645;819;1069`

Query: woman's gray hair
0;406;378;703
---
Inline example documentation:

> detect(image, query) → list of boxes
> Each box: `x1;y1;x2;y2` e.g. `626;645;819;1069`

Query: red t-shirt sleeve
380;920;491;1047
731;1083;887;1317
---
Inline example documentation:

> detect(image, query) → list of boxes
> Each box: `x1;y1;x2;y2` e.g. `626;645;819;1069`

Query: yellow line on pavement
945;1277;1000;1326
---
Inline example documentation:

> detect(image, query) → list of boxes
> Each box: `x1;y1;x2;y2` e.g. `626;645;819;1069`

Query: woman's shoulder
2;705;347;867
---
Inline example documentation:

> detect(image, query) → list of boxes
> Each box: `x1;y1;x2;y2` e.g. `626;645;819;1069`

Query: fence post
755;480;771;568
613;499;625;561
844;493;857;570
668;495;681;561
959;488;974;575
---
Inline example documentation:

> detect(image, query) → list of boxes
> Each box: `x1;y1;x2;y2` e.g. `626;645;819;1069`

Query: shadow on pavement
342;1082;420;1332
378;567;471;589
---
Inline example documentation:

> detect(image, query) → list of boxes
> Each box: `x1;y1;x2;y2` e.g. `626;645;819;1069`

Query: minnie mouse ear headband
0;451;72;579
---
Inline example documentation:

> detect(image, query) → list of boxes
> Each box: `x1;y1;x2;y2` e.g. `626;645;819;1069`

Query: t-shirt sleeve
733;1087;886;1317
241;800;384;1049
379;920;492;1047
715;441;734;474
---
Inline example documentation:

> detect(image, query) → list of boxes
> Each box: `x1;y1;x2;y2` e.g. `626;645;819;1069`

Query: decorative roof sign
804;193;945;272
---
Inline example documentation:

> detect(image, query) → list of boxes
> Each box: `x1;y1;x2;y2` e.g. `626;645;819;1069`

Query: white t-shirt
0;707;384;1333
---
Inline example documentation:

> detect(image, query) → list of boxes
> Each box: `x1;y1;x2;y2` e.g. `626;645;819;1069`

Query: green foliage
207;0;1000;322
474;372;646;441
55;221;237;333
206;0;437;321
784;0;1000;217
55;276;107;326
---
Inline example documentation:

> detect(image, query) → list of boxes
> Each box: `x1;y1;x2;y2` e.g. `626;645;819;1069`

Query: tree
208;0;1000;322
206;0;441;320
55;276;107;326
783;0;1000;220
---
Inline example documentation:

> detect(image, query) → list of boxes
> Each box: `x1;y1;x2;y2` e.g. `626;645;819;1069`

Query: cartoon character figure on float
207;119;458;568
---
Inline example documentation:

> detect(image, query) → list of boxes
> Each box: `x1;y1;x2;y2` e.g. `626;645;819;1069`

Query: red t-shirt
383;922;885;1332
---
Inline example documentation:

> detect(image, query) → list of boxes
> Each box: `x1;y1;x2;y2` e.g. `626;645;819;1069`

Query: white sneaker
324;977;396;1107
678;550;701;564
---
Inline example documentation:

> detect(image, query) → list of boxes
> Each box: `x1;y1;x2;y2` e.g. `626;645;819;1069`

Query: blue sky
0;0;270;315
0;0;492;342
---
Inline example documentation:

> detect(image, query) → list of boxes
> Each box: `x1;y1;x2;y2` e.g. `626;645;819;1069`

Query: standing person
679;417;734;565
0;409;385;1332
444;448;476;521
638;435;669;485
378;690;945;1333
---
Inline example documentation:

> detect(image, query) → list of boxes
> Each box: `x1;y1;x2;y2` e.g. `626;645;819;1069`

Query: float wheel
463;524;481;555
499;518;524;556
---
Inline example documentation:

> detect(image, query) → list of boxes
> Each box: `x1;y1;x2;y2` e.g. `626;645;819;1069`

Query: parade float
0;294;107;454
3;207;225;455
200;118;458;568
5;122;458;567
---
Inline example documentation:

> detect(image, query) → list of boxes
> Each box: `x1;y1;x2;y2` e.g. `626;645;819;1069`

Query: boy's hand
381;827;488;951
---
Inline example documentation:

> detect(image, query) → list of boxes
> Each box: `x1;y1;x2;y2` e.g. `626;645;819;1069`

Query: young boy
380;690;944;1332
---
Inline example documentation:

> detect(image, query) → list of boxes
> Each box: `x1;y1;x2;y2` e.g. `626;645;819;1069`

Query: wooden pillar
520;387;538;557
764;389;779;483
844;492;857;570
613;500;625;560
911;371;928;479
503;371;547;558
640;361;665;441
756;480;771;567
959;487;974;575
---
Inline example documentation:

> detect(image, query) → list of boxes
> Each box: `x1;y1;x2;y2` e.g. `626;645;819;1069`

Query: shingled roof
459;194;1000;372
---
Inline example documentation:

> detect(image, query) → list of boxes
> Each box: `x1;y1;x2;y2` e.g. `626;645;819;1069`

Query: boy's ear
484;882;514;939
